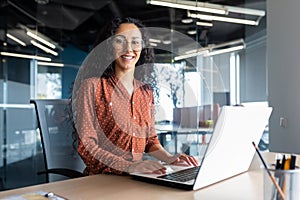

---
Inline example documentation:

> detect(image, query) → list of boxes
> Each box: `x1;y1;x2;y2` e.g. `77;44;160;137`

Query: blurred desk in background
155;124;213;155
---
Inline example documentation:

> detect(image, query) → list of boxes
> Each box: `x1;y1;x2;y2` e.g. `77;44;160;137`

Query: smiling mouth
121;55;135;60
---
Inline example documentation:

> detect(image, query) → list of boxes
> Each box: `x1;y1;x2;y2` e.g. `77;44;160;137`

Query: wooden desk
0;153;277;200
0;170;263;200
1;152;298;200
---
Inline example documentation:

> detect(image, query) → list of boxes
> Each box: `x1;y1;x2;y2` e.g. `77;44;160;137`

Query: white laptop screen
193;106;272;190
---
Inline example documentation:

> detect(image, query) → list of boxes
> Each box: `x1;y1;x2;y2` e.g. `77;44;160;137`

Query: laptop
130;105;273;190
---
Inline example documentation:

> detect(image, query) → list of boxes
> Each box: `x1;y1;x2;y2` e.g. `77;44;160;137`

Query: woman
72;17;198;175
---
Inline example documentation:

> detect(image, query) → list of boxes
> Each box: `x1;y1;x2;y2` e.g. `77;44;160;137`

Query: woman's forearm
148;144;174;163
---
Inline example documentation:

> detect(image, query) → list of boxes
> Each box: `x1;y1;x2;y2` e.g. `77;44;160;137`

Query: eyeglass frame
109;35;145;52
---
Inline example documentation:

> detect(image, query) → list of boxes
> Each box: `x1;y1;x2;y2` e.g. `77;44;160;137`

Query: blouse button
109;102;112;106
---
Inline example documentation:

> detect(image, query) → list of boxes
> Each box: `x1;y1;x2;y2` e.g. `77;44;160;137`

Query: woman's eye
132;40;140;45
115;38;124;44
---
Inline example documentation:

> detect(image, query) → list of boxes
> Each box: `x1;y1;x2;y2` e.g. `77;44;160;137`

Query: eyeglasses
111;35;144;51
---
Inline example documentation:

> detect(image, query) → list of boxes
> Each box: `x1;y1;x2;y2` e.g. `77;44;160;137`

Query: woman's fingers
170;154;199;166
183;155;199;166
179;155;198;166
129;154;199;174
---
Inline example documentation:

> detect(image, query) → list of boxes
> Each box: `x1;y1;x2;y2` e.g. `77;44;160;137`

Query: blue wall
61;44;87;99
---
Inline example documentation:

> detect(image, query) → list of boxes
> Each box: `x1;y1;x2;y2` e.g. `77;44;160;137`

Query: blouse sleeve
75;78;132;174
144;86;161;153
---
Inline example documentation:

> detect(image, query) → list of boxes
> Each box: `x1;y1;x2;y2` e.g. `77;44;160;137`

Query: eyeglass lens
112;35;144;51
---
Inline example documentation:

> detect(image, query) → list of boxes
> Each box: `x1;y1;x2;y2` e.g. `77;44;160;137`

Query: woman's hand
127;160;167;174
167;154;199;166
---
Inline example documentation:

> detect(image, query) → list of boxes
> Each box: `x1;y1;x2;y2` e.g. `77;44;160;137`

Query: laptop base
131;175;194;190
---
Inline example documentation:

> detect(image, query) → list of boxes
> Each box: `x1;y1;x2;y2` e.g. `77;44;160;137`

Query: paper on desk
2;190;67;200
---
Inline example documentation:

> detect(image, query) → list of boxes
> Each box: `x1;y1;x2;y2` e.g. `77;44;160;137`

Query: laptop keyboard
158;166;200;182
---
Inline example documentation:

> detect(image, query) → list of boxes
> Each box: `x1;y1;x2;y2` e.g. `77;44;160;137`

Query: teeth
121;55;133;59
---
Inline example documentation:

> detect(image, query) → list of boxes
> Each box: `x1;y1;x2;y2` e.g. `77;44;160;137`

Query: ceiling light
174;38;245;61
181;18;193;24
226;5;265;17
0;52;51;61
149;38;161;43
35;0;49;5
207;38;244;49
184;49;198;54
187;30;197;35
189;12;259;26
30;40;58;56
196;21;213;27
26;31;56;49
6;33;26;46
148;0;265;26
148;0;265;17
162;40;171;45
206;45;244;56
37;61;64;67
18;24;63;51
148;0;227;15
150;42;158;47
174;50;209;61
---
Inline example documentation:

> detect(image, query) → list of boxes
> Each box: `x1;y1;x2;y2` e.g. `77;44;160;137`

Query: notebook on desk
130;105;272;190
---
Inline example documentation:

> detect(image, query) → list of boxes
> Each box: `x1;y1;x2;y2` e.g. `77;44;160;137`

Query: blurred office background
0;0;267;190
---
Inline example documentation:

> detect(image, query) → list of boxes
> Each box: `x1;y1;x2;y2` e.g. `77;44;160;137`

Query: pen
275;153;282;169
273;154;282;199
45;192;53;197
290;155;296;170
252;142;286;200
281;155;286;170
284;158;291;170
44;192;68;200
281;157;290;196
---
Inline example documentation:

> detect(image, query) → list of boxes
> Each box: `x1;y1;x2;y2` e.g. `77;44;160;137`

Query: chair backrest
31;99;85;182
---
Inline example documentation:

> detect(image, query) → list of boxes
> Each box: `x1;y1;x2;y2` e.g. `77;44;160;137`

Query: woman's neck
115;68;135;96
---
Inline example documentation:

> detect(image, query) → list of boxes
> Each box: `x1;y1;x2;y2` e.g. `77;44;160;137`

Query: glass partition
0;57;46;189
0;0;267;190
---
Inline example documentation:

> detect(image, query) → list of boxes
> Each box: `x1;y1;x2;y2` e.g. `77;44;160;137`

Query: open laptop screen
193;106;272;189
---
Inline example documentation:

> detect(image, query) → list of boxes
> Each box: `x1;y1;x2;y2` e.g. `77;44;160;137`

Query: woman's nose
123;41;133;52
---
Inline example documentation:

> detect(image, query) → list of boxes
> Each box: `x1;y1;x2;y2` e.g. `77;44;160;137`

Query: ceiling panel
0;0;266;54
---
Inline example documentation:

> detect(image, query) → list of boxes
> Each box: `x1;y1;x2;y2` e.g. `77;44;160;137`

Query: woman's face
112;23;143;73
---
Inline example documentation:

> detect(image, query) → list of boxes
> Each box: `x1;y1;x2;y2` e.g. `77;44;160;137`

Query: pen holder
264;166;300;200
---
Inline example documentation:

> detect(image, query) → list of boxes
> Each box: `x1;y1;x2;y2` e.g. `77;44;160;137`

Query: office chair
30;99;85;182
